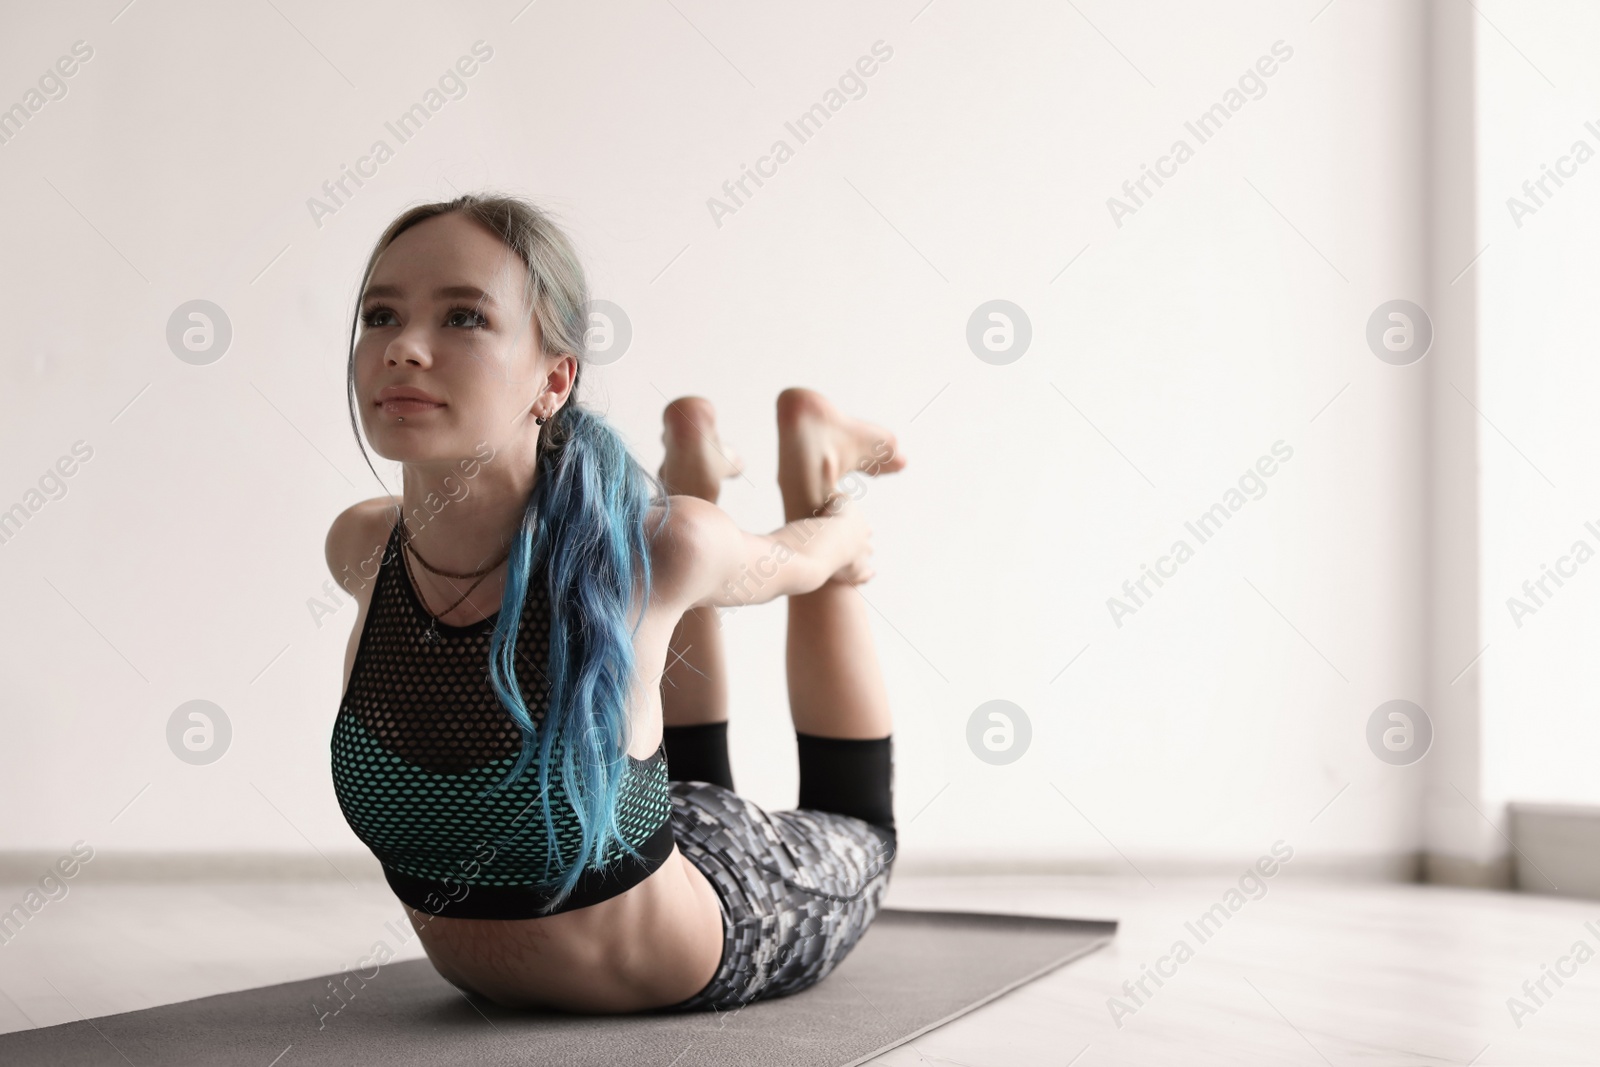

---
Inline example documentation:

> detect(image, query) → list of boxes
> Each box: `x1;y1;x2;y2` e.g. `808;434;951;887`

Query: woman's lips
380;399;444;415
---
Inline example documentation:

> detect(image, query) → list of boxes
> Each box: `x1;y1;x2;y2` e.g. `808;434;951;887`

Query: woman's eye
359;305;485;329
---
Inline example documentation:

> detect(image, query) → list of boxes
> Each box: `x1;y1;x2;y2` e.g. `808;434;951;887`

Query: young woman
325;193;908;1014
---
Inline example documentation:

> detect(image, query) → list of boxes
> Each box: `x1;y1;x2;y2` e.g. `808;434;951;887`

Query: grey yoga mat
4;907;1116;1067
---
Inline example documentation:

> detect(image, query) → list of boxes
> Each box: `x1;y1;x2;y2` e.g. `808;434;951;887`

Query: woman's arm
647;493;870;614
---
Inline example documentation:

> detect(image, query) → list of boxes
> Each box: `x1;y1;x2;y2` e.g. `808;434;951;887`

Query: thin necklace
397;511;513;644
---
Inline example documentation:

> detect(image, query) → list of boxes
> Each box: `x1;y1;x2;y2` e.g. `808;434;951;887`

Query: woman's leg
776;388;907;838
657;397;742;788
776;387;904;740
657;391;908;1015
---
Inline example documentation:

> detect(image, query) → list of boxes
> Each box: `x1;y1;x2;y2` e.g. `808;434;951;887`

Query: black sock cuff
663;721;735;792
795;731;896;837
664;720;729;739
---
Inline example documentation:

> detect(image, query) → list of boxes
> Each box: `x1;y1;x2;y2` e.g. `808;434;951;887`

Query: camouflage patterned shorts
657;778;898;1013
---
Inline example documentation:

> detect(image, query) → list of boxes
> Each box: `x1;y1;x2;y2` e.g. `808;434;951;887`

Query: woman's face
355;211;566;465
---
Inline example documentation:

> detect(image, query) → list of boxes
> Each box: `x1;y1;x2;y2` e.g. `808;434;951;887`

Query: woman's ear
546;352;579;408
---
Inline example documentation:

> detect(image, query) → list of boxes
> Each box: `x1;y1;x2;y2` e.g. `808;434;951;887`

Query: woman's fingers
828;553;875;586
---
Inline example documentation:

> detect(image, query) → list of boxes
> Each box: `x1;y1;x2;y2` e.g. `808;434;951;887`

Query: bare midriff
400;837;726;1014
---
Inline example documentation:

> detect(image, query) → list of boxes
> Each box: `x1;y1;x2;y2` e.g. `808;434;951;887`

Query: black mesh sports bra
330;511;675;919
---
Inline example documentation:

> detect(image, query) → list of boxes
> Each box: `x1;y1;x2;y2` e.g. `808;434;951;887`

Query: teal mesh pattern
330;515;673;892
332;713;672;885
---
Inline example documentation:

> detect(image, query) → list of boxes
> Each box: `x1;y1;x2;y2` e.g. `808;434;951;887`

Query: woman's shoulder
325;496;399;584
641;495;719;610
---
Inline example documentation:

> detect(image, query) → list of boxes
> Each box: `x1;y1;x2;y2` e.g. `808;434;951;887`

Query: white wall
1472;3;1600;817
2;0;1440;873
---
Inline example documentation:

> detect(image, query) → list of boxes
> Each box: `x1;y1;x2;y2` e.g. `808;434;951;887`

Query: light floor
2;873;1597;1065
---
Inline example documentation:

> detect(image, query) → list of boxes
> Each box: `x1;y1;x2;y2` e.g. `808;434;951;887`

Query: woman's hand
828;552;876;586
816;491;874;586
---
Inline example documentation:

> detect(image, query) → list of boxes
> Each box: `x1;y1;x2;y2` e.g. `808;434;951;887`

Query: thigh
659;780;897;1013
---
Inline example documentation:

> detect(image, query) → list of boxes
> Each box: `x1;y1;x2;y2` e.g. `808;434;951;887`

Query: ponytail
479;401;672;911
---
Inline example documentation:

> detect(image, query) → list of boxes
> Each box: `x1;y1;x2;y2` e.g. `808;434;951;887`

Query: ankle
777;463;839;522
781;488;835;524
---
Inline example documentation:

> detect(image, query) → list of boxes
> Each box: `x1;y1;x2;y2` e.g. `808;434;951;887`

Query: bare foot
776;387;907;521
659;396;743;501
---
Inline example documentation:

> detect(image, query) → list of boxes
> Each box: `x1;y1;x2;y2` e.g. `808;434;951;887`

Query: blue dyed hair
346;192;672;913
481;401;668;911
